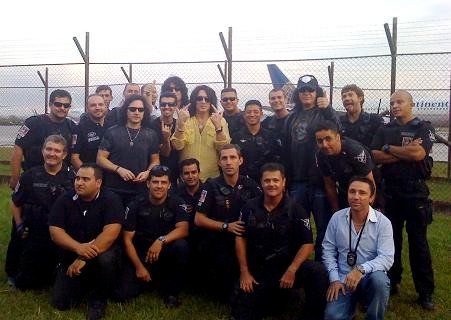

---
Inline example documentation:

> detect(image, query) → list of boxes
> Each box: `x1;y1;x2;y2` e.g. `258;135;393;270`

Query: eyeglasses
196;96;210;103
299;87;315;93
53;102;71;109
160;102;177;108
221;97;236;103
168;87;181;92
128;107;145;112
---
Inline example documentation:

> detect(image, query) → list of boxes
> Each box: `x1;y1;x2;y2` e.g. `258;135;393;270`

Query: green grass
0;185;450;319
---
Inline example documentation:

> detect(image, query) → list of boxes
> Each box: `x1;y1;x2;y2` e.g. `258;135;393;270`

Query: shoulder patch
428;130;435;142
16;125;30;139
301;218;311;230
354;150;367;164
198;190;208;206
179;203;188;213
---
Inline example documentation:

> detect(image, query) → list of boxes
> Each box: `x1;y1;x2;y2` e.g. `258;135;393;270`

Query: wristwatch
221;222;229;232
382;144;390;153
157;235;167;245
355;265;365;275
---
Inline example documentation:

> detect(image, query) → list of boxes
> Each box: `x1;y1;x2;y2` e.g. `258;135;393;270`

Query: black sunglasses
221;97;236;103
128;107;145;112
299;87;315;93
150;165;171;176
53;101;71;109
168;87;181;92
160;102;177;108
196;96;210;103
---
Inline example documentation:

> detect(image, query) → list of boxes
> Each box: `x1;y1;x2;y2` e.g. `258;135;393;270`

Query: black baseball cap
297;75;319;90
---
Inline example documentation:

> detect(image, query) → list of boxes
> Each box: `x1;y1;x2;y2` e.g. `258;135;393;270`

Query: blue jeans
289;182;331;261
324;271;390;320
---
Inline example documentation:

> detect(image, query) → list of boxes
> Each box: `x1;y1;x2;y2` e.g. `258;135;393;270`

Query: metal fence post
73;32;90;110
384;17;397;121
121;64;133;83
328;61;334;105
219;27;232;87
37;67;48;113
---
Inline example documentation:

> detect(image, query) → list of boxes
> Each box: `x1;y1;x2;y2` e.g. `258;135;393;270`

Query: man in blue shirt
322;176;394;320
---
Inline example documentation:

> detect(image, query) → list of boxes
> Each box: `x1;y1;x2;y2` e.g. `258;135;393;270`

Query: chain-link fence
0;52;450;194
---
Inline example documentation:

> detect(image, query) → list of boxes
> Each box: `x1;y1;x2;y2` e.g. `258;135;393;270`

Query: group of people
4;74;436;320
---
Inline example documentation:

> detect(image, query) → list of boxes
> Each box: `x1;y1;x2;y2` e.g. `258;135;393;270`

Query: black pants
231;260;328;320
5;220;23;278
385;196;434;295
53;244;121;310
115;239;189;301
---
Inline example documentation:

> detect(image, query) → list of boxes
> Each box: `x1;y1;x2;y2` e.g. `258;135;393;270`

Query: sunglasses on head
53;102;71;109
299;87;315;93
150;165;171;176
221;97;236;103
128;107;145;112
160;102;177;108
196;96;210;103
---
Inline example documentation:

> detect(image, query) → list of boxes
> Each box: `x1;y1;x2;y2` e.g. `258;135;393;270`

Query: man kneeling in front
322;176;394;320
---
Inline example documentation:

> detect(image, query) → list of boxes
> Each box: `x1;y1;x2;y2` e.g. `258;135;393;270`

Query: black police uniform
115;194;190;301
73;115;107;164
48;189;124;310
371;117;435;297
316;137;374;209
340;111;384;148
98;125;160;204
149;117;180;185
5;165;74;289
14;114;76;170
224;112;245;137
196;175;262;298
231;126;282;182
231;195;328;320
261;113;289;139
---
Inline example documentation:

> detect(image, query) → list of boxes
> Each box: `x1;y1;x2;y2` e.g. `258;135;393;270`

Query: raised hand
317;89;330;109
209;104;223;129
176;104;191;126
161;120;172;140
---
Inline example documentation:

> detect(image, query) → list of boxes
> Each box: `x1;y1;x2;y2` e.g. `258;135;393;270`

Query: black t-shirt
197;175;261;223
123;195;189;251
48;189;124;264
262;114;288;138
240;195;313;268
149;117;179;182
176;183;204;226
15;114;76;170
371;117;435;182
316;137;374;194
224;112;245;137
340;112;384;148
73;116;107;163
284;106;339;185
231;126;282;181
13;165;74;228
99;125;160;194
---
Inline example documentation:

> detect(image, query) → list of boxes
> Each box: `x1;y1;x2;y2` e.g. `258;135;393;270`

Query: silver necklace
126;127;141;146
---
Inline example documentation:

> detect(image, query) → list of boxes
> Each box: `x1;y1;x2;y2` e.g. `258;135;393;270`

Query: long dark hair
118;95;151;126
188;85;218;117
161;76;189;106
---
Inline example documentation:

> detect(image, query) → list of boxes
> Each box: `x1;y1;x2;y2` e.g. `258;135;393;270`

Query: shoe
86;301;106;320
164;295;180;308
419;294;434;311
390;283;399;296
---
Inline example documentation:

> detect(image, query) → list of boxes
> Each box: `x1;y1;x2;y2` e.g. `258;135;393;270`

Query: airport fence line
0;52;449;182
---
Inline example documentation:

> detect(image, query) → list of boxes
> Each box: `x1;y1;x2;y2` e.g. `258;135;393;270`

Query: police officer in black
339;84;384;149
232;163;328;320
371;90;435;310
97;95;160;205
5;135;74;290
220;88;244;137
261;88;290;138
314;120;375;212
231;100;281;182
195;144;261;300
149;91;180;185
10;89;76;190
116;165;190;308
72;94;109;170
49;163;123;320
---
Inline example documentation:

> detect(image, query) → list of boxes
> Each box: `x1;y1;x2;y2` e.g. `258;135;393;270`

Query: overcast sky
1;0;450;64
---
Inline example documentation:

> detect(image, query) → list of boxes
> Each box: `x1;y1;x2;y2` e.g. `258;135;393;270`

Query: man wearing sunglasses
105;83;141;127
116;165;189;308
149;91;180;185
220;88;244;137
195;144;261;301
10;89;77;190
